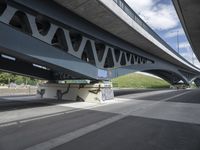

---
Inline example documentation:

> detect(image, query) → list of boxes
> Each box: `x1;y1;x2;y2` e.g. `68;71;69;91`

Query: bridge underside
144;70;187;85
173;0;200;62
0;0;198;87
194;78;200;88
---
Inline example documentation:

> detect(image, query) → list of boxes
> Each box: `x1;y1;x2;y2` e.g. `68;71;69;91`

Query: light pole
187;46;194;65
176;30;179;54
192;52;195;65
170;30;180;54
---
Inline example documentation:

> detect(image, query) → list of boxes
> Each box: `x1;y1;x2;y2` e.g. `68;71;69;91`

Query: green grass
112;73;170;89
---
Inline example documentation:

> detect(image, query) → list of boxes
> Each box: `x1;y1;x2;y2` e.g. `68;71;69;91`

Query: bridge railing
113;0;198;68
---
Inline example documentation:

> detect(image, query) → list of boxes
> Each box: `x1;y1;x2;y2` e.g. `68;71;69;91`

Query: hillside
112;73;170;88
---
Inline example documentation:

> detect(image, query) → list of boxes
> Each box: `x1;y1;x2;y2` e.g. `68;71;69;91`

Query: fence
0;86;37;96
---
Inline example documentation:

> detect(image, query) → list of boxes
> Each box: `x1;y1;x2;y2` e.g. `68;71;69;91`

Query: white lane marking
0;122;17;127
162;91;192;101
115;90;192;103
117;90;177;99
0;109;78;128
20;112;67;123
25;114;125;150
0;102;112;128
20;102;101;123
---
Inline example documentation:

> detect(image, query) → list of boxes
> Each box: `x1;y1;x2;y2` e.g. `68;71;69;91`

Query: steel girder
0;22;100;80
0;55;55;80
0;0;199;84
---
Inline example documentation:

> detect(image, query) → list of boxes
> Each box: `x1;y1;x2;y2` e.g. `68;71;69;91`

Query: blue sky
125;0;200;67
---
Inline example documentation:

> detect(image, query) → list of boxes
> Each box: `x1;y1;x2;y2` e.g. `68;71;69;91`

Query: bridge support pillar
37;82;114;103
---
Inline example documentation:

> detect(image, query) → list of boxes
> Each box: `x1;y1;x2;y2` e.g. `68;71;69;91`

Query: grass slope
112;73;170;89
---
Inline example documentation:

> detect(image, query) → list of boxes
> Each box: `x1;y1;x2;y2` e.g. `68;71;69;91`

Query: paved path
0;89;200;150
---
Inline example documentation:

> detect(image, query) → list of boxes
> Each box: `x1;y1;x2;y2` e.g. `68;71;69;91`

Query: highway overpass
0;0;200;101
172;0;200;87
173;0;200;64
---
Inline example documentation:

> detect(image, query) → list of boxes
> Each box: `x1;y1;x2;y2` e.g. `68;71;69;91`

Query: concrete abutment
37;82;114;103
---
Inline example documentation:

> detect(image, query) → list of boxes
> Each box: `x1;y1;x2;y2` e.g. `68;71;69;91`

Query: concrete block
37;82;114;103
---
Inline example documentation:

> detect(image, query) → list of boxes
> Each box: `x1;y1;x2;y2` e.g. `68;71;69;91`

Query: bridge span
0;0;200;101
172;0;200;87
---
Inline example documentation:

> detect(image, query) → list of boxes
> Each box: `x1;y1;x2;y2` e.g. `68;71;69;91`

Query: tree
0;72;15;84
0;71;39;85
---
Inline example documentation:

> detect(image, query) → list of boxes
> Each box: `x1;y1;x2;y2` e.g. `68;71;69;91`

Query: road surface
0;89;200;150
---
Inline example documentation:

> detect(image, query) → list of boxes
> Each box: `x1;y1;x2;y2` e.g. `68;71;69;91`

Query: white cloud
180;50;200;67
179;41;190;49
191;54;200;67
181;51;193;62
164;28;185;38
125;0;179;30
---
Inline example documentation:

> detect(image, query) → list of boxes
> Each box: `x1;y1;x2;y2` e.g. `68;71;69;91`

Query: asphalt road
0;89;200;150
113;88;158;96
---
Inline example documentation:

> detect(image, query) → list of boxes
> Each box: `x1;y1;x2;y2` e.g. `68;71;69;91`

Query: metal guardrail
113;0;198;69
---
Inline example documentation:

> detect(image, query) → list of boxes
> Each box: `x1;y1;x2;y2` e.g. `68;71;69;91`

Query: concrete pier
37;82;114;103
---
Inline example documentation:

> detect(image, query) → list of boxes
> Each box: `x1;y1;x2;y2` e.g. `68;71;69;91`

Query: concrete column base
37;82;114;103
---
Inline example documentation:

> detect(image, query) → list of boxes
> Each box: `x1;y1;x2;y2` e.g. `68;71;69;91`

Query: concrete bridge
173;0;200;87
0;0;200;101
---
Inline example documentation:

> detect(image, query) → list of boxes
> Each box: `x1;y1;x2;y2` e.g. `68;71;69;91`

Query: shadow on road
114;89;159;96
0;97;76;112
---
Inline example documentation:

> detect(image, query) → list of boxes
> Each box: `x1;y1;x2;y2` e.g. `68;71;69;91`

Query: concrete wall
38;82;114;103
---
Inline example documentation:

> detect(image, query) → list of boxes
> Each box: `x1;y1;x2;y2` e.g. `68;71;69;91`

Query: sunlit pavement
0;89;200;150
